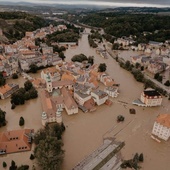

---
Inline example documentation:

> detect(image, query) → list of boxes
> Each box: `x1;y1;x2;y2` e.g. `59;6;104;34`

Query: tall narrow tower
56;107;63;124
46;73;52;92
42;111;48;126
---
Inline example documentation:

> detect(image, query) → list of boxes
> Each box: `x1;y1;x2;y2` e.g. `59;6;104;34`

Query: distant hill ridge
0;11;48;43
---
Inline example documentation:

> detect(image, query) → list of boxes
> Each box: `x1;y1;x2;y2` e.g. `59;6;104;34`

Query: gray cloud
1;0;170;7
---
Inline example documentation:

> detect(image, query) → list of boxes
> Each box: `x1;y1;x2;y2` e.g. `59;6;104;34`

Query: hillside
78;13;170;43
0;11;49;43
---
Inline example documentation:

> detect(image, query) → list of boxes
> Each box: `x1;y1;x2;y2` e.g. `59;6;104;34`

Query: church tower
56;107;63;124
42;111;48;126
46;73;52;92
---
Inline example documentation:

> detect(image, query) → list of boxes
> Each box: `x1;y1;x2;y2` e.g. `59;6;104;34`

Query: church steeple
42;111;48;126
46;73;52;92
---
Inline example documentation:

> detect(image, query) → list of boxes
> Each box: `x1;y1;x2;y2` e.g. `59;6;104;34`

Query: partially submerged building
0;129;34;155
152;114;170;141
133;88;162;107
0;84;19;99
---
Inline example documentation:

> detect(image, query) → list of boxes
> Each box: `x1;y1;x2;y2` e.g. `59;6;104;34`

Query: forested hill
0;12;49;43
99;7;170;14
78;13;170;43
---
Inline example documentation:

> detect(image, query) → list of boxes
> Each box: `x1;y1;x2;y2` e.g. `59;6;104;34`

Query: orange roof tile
0;84;11;95
0;129;33;154
61;73;75;82
40;90;57;118
156;114;170;128
61;87;77;110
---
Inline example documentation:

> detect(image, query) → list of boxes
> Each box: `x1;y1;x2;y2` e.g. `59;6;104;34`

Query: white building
140;88;162;107
152;114;170;141
104;87;119;98
91;89;108;105
74;91;91;105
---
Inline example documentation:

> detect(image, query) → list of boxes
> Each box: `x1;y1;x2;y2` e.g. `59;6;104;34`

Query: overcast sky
1;0;170;7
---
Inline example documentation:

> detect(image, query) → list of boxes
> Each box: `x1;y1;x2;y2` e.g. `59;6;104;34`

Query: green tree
9;160;17;170
11;103;16;110
71;54;88;62
59;52;66;61
11;90;25;105
0;72;6;87
14;30;20;39
135;62;141;69
34;124;64;170
132;69;144;82
30;154;35;160
125;61;131;69
59;46;66;51
98;63;107;72
0;108;6;127
117;115;125;122
157;75;162;83
17;165;29;170
133;153;139;163
29;64;38;73
2;161;7;168
12;73;18;79
24;92;30;100
139;153;144;162
88;56;94;65
112;43;119;50
164;80;170;87
29;87;38;99
34;136;64;170
154;73;160;80
24;80;33;91
19;117;25;126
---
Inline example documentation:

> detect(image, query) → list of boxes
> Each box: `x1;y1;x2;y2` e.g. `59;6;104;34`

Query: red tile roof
0;129;33;154
156;114;170;128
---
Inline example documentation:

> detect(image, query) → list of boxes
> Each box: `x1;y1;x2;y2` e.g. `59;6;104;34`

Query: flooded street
0;28;170;170
62;28;170;170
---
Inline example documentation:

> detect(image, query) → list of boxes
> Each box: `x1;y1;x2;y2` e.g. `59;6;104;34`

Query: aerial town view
0;0;170;170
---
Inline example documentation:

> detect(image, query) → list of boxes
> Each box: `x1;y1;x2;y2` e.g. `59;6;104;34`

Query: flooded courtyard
0;28;170;170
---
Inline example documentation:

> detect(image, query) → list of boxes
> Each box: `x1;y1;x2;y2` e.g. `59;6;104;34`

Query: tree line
79;13;170;43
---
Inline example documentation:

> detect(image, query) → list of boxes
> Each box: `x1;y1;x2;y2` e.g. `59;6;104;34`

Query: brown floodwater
0;28;170;170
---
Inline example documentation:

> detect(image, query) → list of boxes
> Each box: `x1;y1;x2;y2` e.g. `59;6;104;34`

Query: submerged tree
19;117;25;126
0;108;6;127
34;124;65;170
98;63;107;72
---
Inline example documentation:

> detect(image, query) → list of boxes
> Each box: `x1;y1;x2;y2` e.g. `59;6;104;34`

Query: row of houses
114;35;170;58
131;54;169;74
0;24;67;76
